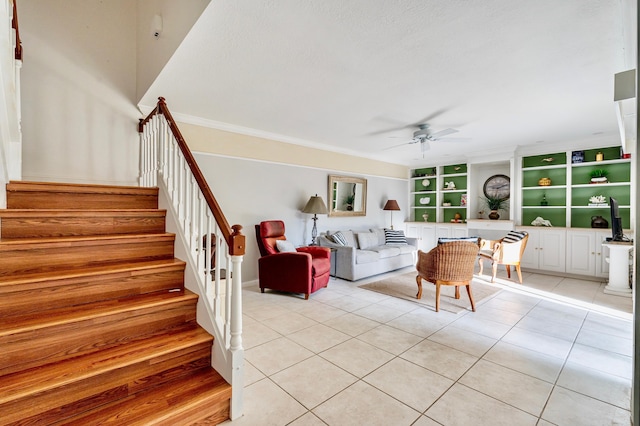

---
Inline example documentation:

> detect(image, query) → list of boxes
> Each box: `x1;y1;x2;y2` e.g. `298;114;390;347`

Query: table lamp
302;194;328;245
383;199;401;230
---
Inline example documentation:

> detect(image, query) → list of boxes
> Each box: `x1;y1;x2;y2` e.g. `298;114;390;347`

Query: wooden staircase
0;181;231;425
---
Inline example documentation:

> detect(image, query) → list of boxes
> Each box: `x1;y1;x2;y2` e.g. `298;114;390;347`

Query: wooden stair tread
58;369;230;426
0;326;213;404
0;232;174;248
0;209;166;217
7;181;158;196
0;289;198;336
0;258;185;287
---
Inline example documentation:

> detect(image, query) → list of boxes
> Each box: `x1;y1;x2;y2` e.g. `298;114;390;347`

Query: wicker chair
415;241;480;312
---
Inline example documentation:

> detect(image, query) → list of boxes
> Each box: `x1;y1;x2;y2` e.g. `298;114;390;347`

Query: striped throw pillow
384;229;407;245
503;231;527;243
330;231;348;246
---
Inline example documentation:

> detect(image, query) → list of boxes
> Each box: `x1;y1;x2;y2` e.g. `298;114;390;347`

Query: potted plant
344;194;355;210
589;169;609;184
442;197;451;207
482;196;509;220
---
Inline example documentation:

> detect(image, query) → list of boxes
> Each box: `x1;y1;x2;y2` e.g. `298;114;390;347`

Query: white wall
19;0;139;185
136;0;210;102
194;152;408;282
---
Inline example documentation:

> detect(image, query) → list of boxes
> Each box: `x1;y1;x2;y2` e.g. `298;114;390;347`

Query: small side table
603;241;633;297
329;247;338;279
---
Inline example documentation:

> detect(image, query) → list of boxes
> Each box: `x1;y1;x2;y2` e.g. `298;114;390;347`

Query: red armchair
255;220;331;299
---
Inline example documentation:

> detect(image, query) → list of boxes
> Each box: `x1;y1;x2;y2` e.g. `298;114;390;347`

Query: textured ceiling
141;0;634;166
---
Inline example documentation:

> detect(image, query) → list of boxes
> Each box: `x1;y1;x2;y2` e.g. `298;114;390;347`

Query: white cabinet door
517;227;566;273
566;230;595;276
436;225;451;240
451;226;468;238
566;229;610;278
405;223;437;252
594;230;610;278
537;229;566;273
519;229;539;270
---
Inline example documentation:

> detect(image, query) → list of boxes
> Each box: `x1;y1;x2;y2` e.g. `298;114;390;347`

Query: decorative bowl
538;177;551;186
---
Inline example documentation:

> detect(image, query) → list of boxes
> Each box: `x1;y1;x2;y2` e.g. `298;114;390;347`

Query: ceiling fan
384;124;463;153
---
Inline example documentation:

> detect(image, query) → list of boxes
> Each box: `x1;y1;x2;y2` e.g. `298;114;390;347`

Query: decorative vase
540;193;548;206
591;215;608;228
422;213;429;222
488;210;500;220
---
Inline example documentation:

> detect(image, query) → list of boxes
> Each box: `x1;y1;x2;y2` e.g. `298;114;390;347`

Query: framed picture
571;150;584;164
461;194;467;206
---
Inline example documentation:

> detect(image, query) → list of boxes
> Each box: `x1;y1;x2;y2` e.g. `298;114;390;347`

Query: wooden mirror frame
328;175;367;217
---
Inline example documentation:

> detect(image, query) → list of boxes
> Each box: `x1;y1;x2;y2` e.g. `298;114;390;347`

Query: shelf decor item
442;198;451;207
419;197;430;205
443;181;456;190
589;169;609;184
591;215;609;228
422;179;431;187
531;216;552;226
571;150;585;164
481;196;509;220
422;213;429;222
540;193;548;206
588;195;607;207
538;177;551;186
596;151;604;161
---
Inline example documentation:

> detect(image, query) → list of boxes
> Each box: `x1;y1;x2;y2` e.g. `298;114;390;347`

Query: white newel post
229;254;244;420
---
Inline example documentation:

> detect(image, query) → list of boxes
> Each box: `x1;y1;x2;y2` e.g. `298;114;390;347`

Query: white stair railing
139;97;245;419
0;0;23;207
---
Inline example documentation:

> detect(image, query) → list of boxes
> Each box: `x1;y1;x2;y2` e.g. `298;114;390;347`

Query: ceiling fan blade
381;139;418;151
435;137;471;143
430;128;458;139
409;108;450;128
367;108;451;136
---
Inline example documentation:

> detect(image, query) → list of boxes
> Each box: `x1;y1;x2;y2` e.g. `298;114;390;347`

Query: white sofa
317;228;417;281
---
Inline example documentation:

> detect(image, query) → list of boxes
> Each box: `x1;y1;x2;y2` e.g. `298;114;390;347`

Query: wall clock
483;174;510;200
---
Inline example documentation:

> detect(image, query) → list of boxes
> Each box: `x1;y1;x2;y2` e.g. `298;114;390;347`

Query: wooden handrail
12;0;22;60
139;97;245;256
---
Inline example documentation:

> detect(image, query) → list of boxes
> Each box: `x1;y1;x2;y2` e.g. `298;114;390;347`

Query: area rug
358;272;502;313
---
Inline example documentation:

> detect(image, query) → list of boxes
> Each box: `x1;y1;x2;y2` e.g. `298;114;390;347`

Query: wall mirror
328;175;367;217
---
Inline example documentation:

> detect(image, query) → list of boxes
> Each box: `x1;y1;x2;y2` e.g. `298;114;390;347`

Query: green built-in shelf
522;152;566;168
522;167;567;187
521;145;630;228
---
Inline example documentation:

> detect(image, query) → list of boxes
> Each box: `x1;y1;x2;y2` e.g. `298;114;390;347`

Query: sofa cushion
369;245;401;258
370;228;386;245
384;229;407;245
330;231;348;246
275;240;297;252
341;230;357;247
398;244;417;255
356;250;380;264
357;232;379;250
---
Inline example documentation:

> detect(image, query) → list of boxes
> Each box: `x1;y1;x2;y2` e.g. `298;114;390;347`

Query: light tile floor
224;267;633;425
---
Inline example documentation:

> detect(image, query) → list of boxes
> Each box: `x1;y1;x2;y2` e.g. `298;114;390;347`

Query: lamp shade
383;200;401;211
302;194;328;215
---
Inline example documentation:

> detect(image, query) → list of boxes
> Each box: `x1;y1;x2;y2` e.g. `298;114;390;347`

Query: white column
603;242;633;297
